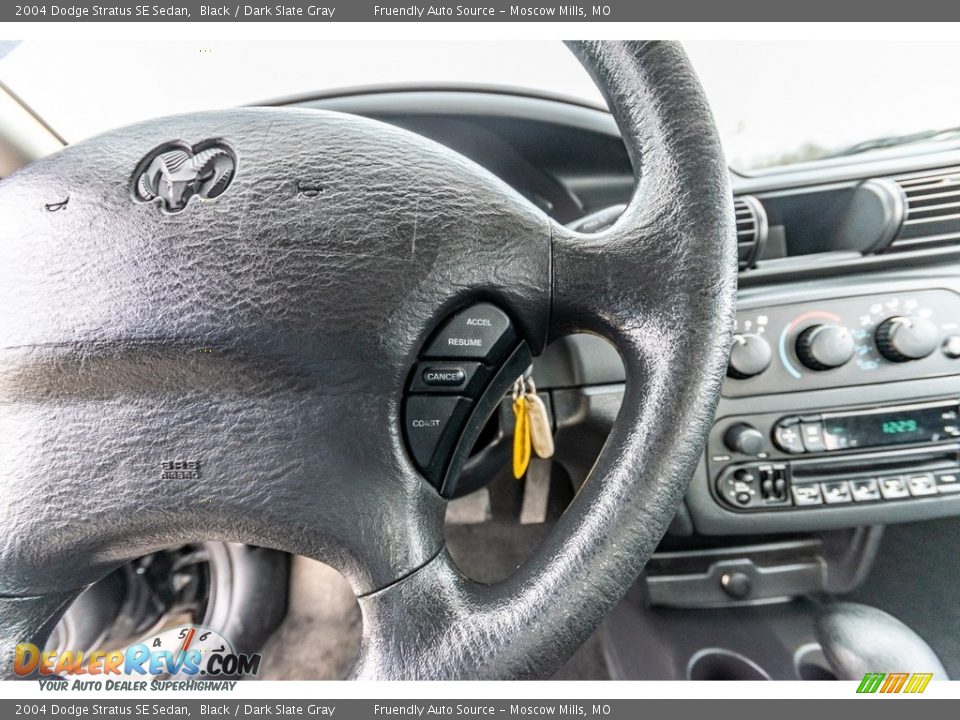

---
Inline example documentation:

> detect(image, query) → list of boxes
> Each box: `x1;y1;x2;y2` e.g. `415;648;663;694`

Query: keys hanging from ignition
512;376;555;479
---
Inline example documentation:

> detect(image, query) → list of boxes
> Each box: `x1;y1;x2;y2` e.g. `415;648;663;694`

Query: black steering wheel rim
0;40;736;680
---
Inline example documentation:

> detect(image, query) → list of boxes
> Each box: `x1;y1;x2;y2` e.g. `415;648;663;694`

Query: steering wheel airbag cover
0;108;551;598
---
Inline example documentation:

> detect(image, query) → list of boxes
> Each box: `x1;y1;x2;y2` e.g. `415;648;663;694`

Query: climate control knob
727;333;772;379
875;316;939;362
796;324;855;371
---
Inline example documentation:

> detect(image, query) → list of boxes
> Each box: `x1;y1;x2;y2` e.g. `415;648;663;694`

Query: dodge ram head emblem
134;140;236;212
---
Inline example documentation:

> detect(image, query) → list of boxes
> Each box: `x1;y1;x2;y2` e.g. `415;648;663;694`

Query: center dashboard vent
570;197;767;272
735;195;768;270
886;166;960;251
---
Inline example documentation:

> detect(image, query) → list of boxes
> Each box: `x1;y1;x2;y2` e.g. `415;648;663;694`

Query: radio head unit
708;398;960;513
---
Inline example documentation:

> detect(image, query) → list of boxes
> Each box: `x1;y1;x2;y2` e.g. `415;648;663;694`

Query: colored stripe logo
857;672;933;694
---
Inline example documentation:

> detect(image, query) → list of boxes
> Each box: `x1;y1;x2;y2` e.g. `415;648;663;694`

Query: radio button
822;481;853;504
942;336;960;360
878;475;910;500
774;418;805;454
758;465;789;503
800;419;827;453
906;473;938;497
724;423;766;456
775;477;787;498
734;469;756;485
719;470;758;508
792;484;823;506
850;478;881;502
935;471;960;494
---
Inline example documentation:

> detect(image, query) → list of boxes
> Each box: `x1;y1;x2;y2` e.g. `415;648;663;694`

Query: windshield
1;39;958;173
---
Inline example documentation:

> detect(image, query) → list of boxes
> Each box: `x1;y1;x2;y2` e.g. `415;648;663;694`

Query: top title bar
4;1;960;22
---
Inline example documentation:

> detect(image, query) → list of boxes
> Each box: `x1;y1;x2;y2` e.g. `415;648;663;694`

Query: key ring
512;377;526;401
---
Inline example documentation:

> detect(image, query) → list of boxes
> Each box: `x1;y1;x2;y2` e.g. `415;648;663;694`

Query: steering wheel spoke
354;42;737;679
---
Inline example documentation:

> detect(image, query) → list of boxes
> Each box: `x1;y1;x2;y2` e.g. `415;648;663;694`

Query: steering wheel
0;41;735;679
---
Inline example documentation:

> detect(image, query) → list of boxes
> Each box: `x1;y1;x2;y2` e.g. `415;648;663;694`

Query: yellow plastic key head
513;395;531;479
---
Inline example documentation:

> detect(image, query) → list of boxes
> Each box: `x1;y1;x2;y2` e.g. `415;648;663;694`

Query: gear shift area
815;602;949;681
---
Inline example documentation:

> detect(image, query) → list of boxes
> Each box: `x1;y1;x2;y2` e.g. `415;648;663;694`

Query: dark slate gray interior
0;41;737;679
6;37;960;683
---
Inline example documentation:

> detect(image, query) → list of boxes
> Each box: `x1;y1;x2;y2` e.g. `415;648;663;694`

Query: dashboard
284;86;960;538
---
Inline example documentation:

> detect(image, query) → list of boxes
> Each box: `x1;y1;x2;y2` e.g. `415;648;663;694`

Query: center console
689;269;960;534
522;257;960;679
603;270;960;681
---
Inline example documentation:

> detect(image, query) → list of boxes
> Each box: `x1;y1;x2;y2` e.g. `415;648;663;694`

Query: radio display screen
822;406;951;450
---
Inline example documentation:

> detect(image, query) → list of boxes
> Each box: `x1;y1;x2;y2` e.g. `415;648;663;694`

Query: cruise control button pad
403;303;530;497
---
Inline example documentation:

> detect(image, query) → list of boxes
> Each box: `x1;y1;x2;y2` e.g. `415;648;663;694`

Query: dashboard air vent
887;167;960;251
734;195;768;269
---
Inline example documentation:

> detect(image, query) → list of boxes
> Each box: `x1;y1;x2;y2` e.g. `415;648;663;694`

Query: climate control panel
724;289;960;397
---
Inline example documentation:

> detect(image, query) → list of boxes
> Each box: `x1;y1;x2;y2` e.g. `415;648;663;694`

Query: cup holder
794;643;838;681
687;649;772;681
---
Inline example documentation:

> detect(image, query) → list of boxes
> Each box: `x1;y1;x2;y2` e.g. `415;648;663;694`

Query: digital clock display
882;419;919;435
822;405;951;450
